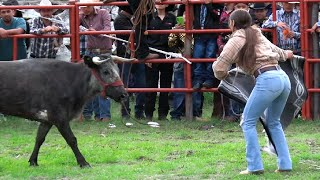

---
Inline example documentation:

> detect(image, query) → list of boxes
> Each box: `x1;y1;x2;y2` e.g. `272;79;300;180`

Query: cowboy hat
78;0;100;8
35;0;58;13
250;3;267;10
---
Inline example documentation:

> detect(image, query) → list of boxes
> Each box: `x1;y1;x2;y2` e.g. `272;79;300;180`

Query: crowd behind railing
0;0;319;121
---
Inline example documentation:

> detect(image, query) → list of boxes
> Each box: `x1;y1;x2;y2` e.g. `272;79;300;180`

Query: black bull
218;55;308;154
0;56;131;167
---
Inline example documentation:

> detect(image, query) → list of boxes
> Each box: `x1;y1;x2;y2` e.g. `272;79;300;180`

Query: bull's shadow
0;55;134;167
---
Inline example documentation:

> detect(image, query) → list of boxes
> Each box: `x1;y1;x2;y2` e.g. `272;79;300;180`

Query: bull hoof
29;161;39;167
80;162;91;168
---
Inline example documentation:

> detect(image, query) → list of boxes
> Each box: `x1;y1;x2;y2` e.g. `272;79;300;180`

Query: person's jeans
193;36;217;84
83;95;111;119
170;62;185;119
145;54;173;119
82;51;111;119
240;69;292;171
118;62;146;118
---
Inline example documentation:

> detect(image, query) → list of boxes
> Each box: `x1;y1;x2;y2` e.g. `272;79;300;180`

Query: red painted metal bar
0;5;72;10
69;0;77;61
74;1;81;61
12;37;18;60
127;88;218;93
300;0;306;117
184;0;194;120
303;1;312;119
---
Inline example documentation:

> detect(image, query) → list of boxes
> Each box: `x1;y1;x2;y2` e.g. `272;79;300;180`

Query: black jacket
147;12;176;51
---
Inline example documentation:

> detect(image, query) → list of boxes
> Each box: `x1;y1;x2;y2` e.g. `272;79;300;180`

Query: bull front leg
29;122;53;166
55;122;90;168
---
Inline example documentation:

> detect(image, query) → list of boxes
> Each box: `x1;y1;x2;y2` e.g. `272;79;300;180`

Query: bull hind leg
29;122;53;166
55;122;90;168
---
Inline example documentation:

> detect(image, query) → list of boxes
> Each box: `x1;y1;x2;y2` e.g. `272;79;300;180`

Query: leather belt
87;48;111;54
254;65;281;78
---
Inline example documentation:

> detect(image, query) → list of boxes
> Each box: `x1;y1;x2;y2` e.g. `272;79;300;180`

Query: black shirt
147;12;176;51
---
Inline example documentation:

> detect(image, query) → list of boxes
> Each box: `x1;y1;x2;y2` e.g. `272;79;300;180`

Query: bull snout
120;92;129;103
105;85;128;103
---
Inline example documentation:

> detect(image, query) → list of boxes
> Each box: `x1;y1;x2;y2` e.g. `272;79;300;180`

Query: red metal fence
1;0;319;119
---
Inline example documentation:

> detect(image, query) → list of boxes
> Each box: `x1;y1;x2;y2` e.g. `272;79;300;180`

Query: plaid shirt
80;35;87;57
262;9;300;52
213;28;288;80
30;17;69;58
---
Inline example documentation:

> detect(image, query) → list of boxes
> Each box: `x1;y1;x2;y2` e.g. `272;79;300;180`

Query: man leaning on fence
79;0;113;122
0;0;27;61
30;0;69;59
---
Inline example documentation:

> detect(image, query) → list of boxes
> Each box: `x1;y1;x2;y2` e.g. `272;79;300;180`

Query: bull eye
103;70;110;75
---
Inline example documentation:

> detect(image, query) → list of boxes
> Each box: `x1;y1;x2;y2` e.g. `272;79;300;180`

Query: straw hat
79;0;100;8
35;0;58;13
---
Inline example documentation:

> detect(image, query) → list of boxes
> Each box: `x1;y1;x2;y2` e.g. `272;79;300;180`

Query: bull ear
111;55;137;63
83;55;97;68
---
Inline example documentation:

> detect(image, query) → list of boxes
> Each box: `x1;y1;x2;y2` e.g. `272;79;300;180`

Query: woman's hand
285;50;294;60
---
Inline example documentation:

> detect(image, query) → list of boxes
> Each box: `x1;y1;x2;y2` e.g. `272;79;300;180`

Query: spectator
262;2;301;54
4;0;31;49
0;0;27;61
311;21;320;33
168;6;195;121
114;2;147;119
144;0;176;120
29;0;69;59
234;3;249;11
251;3;273;41
251;3;268;27
192;0;223;119
79;0;112;122
127;0;159;60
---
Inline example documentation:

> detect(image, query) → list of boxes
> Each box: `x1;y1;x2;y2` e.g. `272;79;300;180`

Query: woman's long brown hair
229;10;258;71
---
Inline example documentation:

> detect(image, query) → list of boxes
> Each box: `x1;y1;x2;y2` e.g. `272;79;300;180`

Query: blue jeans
83;51;111;119
170;62;185;119
193;36;217;84
241;69;292;171
83;95;111;119
118;63;146;117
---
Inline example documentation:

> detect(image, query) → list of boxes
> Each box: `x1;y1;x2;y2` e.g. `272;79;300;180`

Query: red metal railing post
184;0;194;120
69;0;77;61
303;0;312;119
12;37;18;60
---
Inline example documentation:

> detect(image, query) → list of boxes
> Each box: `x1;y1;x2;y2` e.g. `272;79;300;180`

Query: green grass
0;93;320;179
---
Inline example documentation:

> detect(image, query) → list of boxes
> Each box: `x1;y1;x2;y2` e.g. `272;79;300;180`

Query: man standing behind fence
0;1;27;61
30;0;69;59
79;0;113;122
262;2;301;55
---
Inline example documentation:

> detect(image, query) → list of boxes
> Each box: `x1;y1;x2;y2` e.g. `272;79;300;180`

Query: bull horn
111;55;136;62
92;56;108;65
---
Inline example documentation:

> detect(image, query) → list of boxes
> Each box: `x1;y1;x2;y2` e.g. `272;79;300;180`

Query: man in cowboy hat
29;0;69;59
0;0;27;60
251;3;268;26
262;2;301;54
